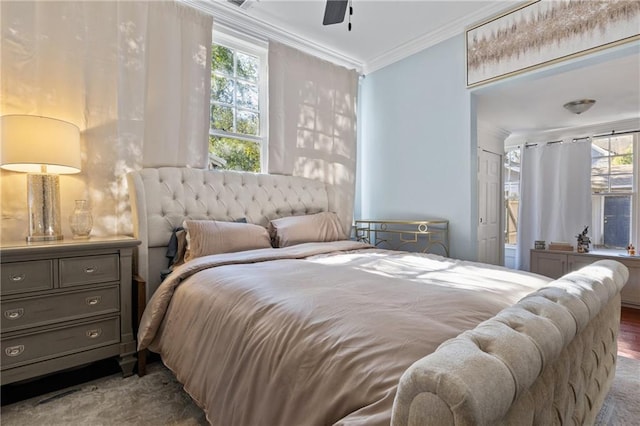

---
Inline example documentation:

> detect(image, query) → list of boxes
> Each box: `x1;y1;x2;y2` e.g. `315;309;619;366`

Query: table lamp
1;115;81;242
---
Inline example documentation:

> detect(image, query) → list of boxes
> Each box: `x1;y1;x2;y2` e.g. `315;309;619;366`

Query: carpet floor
2;356;639;425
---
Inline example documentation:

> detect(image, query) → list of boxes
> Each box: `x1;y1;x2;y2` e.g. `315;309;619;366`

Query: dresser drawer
1;260;53;295
1;286;120;332
60;255;119;287
1;317;120;369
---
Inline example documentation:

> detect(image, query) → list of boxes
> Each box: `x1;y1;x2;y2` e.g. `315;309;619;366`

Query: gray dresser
0;237;140;385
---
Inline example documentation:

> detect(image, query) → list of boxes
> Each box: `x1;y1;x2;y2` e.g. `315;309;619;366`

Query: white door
478;149;502;265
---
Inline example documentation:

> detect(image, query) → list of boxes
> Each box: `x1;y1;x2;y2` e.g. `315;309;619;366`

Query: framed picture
466;0;640;87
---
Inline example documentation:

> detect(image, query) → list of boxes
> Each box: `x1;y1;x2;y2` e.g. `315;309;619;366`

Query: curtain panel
1;1;212;241
268;41;359;235
516;141;592;271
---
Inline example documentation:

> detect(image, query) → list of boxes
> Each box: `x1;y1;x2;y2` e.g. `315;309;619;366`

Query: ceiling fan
323;0;353;30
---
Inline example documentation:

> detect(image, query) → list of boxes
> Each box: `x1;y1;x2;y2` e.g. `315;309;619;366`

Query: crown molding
478;120;511;142
182;1;513;75
363;3;510;74
181;0;364;72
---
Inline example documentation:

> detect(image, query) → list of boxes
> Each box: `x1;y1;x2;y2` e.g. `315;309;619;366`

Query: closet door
478;149;502;265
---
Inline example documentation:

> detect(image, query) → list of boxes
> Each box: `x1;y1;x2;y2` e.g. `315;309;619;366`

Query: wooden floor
619;306;640;360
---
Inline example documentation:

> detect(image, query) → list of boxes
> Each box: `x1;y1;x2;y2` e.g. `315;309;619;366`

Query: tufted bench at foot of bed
391;260;628;426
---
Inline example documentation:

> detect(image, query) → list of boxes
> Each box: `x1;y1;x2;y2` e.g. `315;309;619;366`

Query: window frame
211;27;269;172
503;146;521;247
590;132;638;249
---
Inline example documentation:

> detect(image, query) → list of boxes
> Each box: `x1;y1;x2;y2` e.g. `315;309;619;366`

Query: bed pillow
183;219;272;262
269;212;346;248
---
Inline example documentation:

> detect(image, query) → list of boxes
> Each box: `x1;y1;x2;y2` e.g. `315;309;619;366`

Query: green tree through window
210;40;264;172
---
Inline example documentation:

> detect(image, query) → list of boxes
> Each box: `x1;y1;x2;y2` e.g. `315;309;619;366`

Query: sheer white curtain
1;1;212;240
516;141;592;271
268;41;359;235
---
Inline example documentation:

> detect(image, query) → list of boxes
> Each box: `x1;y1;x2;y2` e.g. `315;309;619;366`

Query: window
504;147;520;245
591;133;637;248
210;31;267;172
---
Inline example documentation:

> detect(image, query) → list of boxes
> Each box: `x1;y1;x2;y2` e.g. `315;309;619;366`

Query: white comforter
138;241;550;426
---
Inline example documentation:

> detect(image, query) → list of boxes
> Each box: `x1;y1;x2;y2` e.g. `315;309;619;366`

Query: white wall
357;35;477;261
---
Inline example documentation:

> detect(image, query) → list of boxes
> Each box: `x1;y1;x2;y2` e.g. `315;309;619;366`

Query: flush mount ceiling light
563;99;596;115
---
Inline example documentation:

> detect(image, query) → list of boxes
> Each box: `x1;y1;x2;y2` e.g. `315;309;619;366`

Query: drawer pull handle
10;274;25;282
86;296;102;306
5;345;24;357
84;267;97;274
86;328;102;339
4;308;24;320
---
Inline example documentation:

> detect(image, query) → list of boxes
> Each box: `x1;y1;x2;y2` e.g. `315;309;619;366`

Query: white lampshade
1;115;81;174
1;115;82;242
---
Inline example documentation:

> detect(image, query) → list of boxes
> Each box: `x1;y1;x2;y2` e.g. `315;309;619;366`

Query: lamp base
26;234;64;243
27;173;63;242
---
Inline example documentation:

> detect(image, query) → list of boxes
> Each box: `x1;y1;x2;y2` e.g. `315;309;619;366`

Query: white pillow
268;212;346;248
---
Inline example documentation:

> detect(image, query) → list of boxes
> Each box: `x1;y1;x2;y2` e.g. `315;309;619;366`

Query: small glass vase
69;200;93;239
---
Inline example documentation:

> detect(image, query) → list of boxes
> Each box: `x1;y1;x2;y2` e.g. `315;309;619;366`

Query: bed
128;167;629;426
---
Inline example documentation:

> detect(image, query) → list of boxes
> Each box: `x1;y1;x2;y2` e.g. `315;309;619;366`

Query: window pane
591;156;608;174
237;110;259;136
212;75;234;104
603;195;631;248
504;148;520;245
591;174;609;193
209;136;260;172
592;138;609;152
236;52;259;82
236;81;258;110
211;104;234;132
609;173;633;192
212;45;234;76
609;135;633;155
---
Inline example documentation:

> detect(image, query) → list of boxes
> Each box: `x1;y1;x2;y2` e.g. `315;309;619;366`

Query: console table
530;249;640;308
354;219;449;257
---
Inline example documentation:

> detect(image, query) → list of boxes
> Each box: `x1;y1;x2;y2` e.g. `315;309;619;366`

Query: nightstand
0;236;140;385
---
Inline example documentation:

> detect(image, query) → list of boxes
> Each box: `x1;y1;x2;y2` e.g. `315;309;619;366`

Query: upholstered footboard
391;260;629;426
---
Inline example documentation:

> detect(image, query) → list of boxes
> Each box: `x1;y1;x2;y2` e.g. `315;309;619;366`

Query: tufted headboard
127;167;334;298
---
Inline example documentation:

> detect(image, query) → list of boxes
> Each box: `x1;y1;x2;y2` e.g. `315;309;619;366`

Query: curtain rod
593;129;640;138
524;140;561;147
524;137;591;148
514;129;638;149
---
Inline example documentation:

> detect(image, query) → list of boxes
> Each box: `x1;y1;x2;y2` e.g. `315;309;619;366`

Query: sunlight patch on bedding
308;249;550;294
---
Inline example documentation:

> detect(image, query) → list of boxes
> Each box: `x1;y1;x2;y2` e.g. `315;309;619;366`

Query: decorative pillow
183;219;271;262
269;212;346;248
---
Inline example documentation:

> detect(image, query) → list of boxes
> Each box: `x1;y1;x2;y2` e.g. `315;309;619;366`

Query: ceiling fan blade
323;0;348;25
